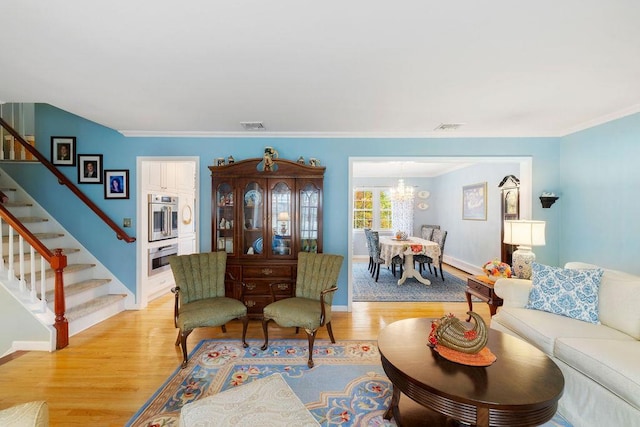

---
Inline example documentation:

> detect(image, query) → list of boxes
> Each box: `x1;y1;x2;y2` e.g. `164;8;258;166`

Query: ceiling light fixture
434;123;464;131
390;178;414;201
240;121;265;131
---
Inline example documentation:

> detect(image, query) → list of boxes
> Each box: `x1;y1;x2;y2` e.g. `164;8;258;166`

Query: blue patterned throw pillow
526;263;604;324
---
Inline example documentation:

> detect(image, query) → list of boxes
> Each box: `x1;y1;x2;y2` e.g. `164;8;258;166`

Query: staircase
0;172;132;341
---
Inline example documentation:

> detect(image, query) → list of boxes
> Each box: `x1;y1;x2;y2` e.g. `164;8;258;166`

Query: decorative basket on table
428;312;497;366
482;259;512;283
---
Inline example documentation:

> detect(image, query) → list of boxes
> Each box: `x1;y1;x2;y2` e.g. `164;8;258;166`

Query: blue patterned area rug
126;339;571;427
353;261;472;302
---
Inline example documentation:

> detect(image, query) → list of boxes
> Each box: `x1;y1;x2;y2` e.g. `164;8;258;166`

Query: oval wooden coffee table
378;318;564;427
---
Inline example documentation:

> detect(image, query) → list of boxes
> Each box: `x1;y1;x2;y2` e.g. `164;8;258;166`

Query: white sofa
490;262;640;427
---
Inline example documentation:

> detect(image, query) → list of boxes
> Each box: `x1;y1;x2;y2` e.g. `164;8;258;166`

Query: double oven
148;194;179;276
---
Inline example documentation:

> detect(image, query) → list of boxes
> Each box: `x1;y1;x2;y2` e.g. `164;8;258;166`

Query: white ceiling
2;1;640;138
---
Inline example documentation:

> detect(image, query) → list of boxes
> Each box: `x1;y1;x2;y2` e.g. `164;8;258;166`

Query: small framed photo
77;154;103;184
104;169;129;199
462;182;487;221
51;136;76;166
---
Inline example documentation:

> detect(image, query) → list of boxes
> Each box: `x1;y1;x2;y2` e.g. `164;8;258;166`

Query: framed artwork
51;136;76;166
77;154;103;184
462;182;487;221
104;169;129;199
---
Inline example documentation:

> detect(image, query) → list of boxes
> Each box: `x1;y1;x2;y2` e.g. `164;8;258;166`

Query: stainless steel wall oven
148;194;178;242
148;243;178;276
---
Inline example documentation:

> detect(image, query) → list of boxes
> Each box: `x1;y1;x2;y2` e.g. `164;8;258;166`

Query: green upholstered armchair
261;252;344;368
170;251;248;368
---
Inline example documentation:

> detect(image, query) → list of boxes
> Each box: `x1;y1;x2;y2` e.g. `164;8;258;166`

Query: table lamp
503;220;546;279
277;212;290;235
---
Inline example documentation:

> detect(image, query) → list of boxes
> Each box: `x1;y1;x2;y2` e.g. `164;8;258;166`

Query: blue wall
13;104;640;309
559;113;640;272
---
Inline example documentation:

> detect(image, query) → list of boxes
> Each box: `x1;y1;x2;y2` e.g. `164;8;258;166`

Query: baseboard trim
10;340;54;353
442;255;483;276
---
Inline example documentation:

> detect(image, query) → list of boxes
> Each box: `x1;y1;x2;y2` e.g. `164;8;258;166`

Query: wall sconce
539;192;559;208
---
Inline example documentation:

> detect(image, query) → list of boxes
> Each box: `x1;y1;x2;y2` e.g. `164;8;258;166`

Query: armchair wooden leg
175;330;181;346
240;316;249;348
306;329;318;368
326;322;336;343
260;318;271;351
179;329;194;369
221;325;227;333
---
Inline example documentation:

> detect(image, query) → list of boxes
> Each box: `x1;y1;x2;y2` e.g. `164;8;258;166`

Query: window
353;188;392;230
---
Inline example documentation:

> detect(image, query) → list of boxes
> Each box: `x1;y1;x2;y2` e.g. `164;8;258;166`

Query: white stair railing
0;217;49;313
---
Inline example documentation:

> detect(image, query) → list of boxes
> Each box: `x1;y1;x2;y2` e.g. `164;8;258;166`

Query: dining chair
416;229;448;280
363;228;373;273
391;255;404;277
368;231;387;281
261;252;343;368
170;251;249;368
420;224;440;240
415;225;438;271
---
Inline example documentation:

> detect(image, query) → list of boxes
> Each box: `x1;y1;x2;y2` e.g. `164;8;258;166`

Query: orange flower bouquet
482;259;512;282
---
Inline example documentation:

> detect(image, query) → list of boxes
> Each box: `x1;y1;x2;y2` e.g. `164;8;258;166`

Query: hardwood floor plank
0;263;485;426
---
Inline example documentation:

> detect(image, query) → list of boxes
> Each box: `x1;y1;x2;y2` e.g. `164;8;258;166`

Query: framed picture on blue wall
462;182;487;221
77;154;103;184
104;169;129;199
51;136;76;166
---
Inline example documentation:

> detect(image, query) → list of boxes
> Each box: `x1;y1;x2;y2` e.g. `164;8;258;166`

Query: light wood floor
0;263;485;426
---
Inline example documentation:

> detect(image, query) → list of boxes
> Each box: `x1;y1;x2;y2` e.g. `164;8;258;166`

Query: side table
465;276;503;317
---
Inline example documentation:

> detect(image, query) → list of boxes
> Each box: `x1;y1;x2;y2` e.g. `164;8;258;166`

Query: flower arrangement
482;259;512;281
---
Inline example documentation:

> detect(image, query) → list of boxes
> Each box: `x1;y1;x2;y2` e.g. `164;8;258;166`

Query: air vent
240;121;266;131
434;123;464;131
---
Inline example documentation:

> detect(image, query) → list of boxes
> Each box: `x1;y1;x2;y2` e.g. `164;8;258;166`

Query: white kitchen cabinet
176;161;196;192
142;161;177;193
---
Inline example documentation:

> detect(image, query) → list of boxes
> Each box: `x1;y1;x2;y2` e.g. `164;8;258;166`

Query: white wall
0;286;51;356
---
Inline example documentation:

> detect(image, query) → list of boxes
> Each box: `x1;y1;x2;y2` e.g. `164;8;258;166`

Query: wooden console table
465;276;503;317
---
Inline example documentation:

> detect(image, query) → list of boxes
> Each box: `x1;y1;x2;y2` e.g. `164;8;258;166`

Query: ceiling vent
434;123;464;131
240;121;265;131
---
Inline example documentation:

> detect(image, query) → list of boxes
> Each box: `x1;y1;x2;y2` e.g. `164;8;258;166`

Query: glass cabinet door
299;182;321;253
270;181;293;257
215;182;235;254
241;180;265;257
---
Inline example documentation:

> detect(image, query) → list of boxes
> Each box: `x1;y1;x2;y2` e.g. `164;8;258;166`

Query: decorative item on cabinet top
208;157;326;175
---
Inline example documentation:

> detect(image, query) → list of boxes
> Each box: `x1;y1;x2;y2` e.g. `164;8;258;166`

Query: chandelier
390;179;414;201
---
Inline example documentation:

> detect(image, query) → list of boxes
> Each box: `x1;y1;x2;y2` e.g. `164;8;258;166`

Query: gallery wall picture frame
462;182;487;221
104;169;129;199
77;154;103;184
51;136;76;166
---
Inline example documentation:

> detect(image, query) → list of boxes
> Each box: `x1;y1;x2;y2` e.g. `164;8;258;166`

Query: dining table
379;236;441;286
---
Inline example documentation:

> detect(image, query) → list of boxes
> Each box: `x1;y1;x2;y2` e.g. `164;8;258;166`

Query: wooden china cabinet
210;157;325;318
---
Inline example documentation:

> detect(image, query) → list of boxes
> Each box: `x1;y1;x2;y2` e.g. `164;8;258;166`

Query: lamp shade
277;212;290;221
503;220;546;247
